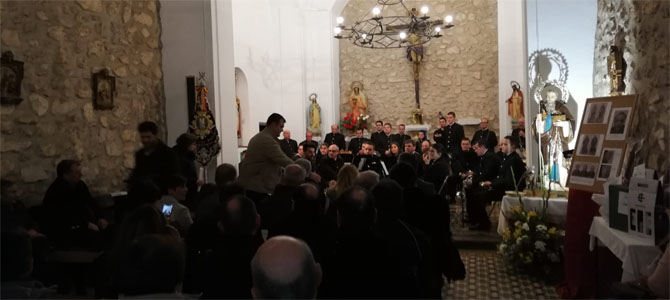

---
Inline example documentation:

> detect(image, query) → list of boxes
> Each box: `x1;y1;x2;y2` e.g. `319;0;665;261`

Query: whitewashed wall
232;0;340;146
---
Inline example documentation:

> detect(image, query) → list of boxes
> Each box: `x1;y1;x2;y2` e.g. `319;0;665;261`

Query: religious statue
506;81;524;120
532;83;575;185
307;93;321;134
349;82;367;123
607;46;625;96
236;97;241;138
406;32;423;80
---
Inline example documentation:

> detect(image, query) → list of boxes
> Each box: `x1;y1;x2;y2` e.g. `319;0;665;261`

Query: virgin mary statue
307;93;321;134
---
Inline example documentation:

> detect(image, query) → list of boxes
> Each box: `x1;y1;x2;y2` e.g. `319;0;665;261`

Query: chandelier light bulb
420;6;429;15
336;16;344;24
362;33;368;39
435;26;441;32
372;7;381;16
399;32;407;39
445;15;453;24
334;27;342;34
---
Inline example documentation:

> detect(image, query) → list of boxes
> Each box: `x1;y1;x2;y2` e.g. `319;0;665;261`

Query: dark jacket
347;137;368;155
324;133;346;151
472;129;498;151
352;154;386;177
393;134;412;148
173;145;198;207
423;156;452;193
130;141;180;181
473;150;501;186
370;131;384;152
435;124;464;154
280;138;298;157
373;133;394;155
42;178;100;249
318;157;344;184
492;151;526;191
454;149;478;174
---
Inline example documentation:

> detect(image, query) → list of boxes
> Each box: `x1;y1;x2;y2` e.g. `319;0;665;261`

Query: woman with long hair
326;165;360;209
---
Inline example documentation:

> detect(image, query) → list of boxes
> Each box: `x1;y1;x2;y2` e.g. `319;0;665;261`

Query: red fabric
556;189;600;299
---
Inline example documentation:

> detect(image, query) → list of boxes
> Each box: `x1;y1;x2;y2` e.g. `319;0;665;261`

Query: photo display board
567;95;638;194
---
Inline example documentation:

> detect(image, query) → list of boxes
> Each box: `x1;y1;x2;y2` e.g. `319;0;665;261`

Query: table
588;216;662;281
497;195;568;235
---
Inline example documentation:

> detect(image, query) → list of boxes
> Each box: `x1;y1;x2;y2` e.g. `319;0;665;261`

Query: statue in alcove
307;93;321;134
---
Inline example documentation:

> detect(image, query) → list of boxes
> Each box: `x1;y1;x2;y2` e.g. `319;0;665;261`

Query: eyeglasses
328;150;338;152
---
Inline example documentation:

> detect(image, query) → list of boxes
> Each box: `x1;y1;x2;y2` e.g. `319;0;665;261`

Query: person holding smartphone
155;175;193;236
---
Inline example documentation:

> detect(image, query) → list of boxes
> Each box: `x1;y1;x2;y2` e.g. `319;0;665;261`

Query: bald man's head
251;236;321;299
281;164;306;187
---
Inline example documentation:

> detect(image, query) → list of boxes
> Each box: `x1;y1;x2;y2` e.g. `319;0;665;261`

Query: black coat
393;134;412;148
280;138;298;157
318;157;344;184
347;137;368;155
473;151;501;186
435;124;464;154
173;145;198;205
472;129;498;151
454;149;478;175
492;151;526;191
130;141;180;181
352;154;386;177
324;133;346;151
423;156;452;193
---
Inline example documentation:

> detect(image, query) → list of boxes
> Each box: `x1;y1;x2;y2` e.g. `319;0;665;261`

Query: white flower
548;252;559;262
516;236;525;245
514;221;522;228
536;224;547;232
522;223;530;231
498;244;507;253
534;241;546;252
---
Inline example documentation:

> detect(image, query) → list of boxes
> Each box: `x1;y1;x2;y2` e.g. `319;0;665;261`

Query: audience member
297;145;304;158
173;133;201;210
251;236;322;299
200;195;264;299
129;121;180;182
302;142;318;169
117;234;186;298
280;130;299;158
264;164;305;230
325;164;359;206
397;153;435;195
472;118;498;150
465;139;502;231
296;158;322;186
1;231;54;299
372;179;441;298
214;163;237;192
238;113;294;203
155;174;193;236
353;170;380;191
318;145;344;185
42;160;108;250
324;125;346;150
299;131;318;149
347;128;368;155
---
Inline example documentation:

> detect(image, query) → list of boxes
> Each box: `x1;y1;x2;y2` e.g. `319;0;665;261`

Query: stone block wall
0;0;165;205
338;0;498;139
593;0;669;173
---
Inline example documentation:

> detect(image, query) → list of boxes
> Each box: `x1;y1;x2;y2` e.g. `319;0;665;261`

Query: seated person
351;141;387;177
397;153;435;195
117;234;186;298
2;180;41;236
1;231;54;299
42;160;109;250
347;128;368;155
422;143;457;198
317;145;344;185
251;236;322;299
464;139;503;231
264;164;305;230
155;175;193;236
199;195;264;299
353;170;380;192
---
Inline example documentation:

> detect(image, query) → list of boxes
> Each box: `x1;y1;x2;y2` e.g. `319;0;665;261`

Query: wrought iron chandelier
333;0;454;49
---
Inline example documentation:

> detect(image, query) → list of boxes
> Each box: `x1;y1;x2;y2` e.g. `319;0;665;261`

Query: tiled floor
443;249;560;299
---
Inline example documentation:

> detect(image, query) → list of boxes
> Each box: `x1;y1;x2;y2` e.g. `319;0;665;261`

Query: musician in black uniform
393;124;412;151
324;124;346;151
280;130;298;158
370;121;384;153
464;138;501;231
374;123;394;156
351;141;387;177
454;137;478;180
471;118;498;150
347;128;368;155
435;112;464;154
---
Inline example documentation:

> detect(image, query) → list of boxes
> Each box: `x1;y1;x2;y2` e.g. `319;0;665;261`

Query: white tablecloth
497;195;568;235
588;216;662;282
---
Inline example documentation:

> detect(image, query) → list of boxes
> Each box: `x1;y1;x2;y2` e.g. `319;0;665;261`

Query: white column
211;0;240;167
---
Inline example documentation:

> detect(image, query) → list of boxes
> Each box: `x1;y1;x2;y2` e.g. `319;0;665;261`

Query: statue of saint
608;46;625;96
506;81;524;120
349;82;367;123
307;93;321;134
532;84;574;184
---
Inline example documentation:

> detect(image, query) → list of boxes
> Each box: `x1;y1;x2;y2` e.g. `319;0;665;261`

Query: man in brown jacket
238;113;294;204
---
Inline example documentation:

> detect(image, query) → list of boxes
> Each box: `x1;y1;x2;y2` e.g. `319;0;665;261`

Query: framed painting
93;69;115;110
1;51;24;105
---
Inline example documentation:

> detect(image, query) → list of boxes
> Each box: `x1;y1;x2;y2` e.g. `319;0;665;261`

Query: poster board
567;95;638;194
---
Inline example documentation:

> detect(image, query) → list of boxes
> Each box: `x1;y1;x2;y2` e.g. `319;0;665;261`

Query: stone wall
338;0;498;139
593;0;670;173
0;0;165;205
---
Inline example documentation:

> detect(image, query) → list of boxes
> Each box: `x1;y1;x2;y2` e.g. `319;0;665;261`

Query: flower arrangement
498;168;563;276
341;113;369;131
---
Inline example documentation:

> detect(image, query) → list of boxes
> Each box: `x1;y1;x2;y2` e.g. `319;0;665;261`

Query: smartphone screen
162;204;173;217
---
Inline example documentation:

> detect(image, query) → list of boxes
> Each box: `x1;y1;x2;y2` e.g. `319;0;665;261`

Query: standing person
471;118;498;151
370;121;384;152
511;118;526;149
280;130;298;158
377;123;394;156
442;112;465;154
130;121;180;182
238;113;295;203
324;125;346;151
394;124;412;150
432;117;447;147
172;133;201;211
347;128;368;155
299;131;318;150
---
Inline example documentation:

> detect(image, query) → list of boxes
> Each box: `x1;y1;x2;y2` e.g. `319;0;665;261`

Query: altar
497;195;569;235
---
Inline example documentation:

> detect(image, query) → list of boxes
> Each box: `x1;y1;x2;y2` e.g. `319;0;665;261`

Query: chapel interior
1;0;669;299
